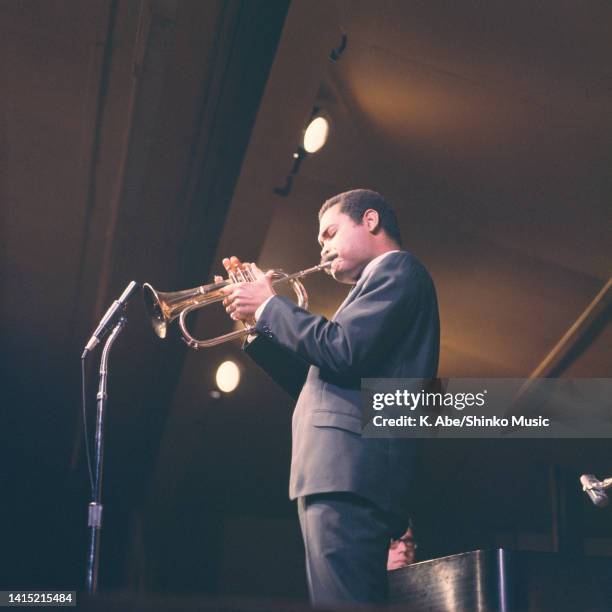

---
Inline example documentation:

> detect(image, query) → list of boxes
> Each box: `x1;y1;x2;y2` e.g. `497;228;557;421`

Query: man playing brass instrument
218;189;440;607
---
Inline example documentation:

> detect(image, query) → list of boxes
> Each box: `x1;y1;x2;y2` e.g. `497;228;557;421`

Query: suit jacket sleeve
242;334;309;400
254;254;422;377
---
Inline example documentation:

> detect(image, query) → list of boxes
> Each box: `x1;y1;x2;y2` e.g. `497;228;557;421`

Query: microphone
82;281;140;358
580;474;609;508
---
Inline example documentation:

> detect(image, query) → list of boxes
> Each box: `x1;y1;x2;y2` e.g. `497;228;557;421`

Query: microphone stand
86;315;128;595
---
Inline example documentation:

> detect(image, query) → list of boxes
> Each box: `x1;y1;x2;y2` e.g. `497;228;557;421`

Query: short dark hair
318;189;403;246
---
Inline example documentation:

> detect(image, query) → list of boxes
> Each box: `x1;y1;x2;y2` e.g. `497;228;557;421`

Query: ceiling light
303;116;330;153
215;360;240;393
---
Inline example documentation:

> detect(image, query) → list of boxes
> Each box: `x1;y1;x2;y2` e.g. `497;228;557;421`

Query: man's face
387;528;416;570
318;204;374;284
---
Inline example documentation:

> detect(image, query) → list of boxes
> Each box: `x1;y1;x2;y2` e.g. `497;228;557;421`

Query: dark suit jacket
244;251;440;517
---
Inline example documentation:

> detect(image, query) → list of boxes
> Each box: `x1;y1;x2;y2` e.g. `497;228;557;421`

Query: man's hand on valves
216;255;276;321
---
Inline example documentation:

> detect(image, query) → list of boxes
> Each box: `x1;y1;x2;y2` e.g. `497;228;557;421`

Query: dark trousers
297;492;406;608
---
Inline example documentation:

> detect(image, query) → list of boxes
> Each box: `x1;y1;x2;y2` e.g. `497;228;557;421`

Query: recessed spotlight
215;360;240;393
303;115;330;153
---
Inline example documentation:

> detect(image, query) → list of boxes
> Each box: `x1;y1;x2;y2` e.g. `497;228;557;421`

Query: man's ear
363;208;381;234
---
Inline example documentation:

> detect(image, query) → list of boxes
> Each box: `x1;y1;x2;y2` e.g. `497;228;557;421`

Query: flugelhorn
143;261;332;349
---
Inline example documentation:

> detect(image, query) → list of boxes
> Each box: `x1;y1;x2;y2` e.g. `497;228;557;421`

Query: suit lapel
331;275;368;320
330;253;397;320
332;285;357;320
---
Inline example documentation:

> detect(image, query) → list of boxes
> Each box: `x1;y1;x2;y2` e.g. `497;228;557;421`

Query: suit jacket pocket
311;411;363;435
